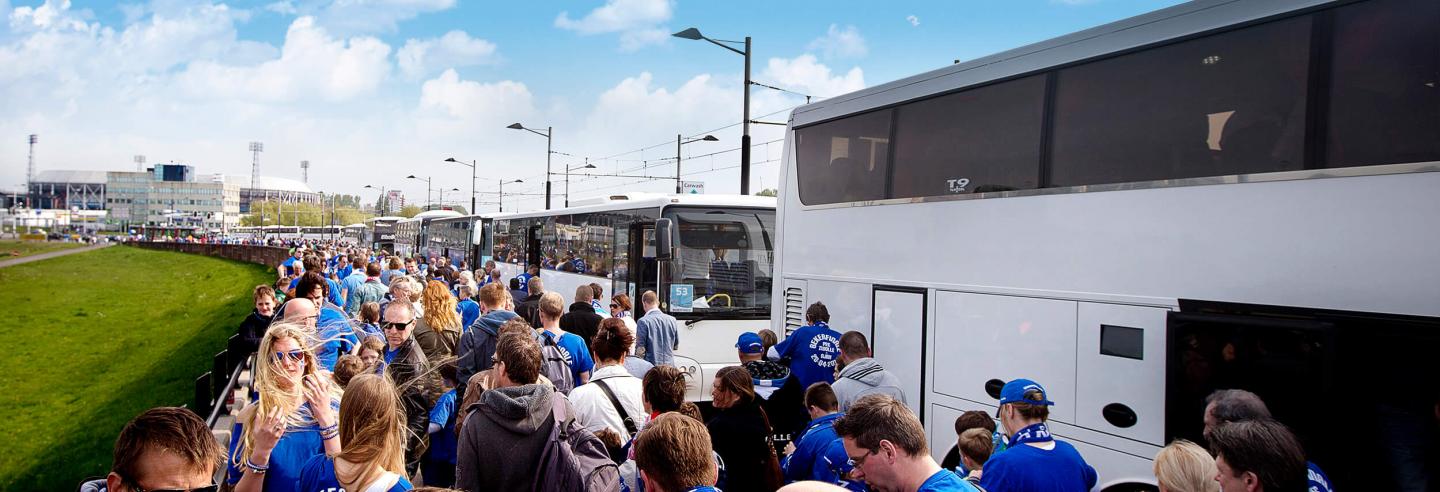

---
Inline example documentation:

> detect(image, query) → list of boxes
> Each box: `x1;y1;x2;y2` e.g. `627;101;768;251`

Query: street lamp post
498;179;522;212
676;134;719;193
564;160;597;207
364;184;387;214
507;123;554;210
674;27;752;195
444;158;478;214
406;175;432;210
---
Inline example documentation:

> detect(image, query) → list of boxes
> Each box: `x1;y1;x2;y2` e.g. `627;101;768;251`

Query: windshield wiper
681;306;769;326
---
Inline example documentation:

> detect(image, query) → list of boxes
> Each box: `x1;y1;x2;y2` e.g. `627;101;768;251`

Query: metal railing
193;334;253;427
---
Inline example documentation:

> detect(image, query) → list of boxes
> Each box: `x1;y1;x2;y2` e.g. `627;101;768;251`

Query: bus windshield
663;207;774;315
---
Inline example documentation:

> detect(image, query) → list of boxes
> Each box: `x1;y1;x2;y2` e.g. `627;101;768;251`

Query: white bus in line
770;0;1439;489
491;193;776;401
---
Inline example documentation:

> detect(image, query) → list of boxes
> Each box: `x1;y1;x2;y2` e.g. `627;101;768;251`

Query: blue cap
998;378;1055;408
735;332;764;354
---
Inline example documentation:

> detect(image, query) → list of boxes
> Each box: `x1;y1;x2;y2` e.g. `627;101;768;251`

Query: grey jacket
634;308;679;367
832;357;907;411
455;383;563;491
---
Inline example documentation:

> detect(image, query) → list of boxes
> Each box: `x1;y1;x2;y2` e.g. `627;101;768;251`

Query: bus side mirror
655;218;674;261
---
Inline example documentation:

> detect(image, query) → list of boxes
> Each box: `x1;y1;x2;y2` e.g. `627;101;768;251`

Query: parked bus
365;216;404;253
492;193;776;401
770;0;1439;489
342;223;365;243
428;214;493;269
393;210;464;259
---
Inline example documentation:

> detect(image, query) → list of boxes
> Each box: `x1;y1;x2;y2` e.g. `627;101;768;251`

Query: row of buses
245;0;1434;487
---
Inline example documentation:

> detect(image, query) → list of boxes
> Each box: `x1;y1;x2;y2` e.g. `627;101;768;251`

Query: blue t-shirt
979;440;1097;492
1308;461;1334;492
281;257;303;276
225;401;340;492
326;278;345;307
457;299;481;333
918;469;979;492
784;412;842;483
337;264;353;281
517;272;534;293
773;322;842;388
541;329;595;385
427;389;459;464
816;438;867;491
297;454;414;492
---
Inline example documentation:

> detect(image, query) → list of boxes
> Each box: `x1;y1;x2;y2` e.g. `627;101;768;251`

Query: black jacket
385;338;441;474
707;401;775;492
516;293;544;328
235;310;272;355
559;302;603;345
456;309;520;402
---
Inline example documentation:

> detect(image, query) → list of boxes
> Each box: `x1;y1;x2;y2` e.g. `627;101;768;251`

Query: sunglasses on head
273;349;306;364
382;319;414;331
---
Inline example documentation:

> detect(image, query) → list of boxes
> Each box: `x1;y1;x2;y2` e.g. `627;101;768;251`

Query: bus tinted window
795;109;892;205
891;75;1046;197
1326;0;1440;169
1050;16;1312;187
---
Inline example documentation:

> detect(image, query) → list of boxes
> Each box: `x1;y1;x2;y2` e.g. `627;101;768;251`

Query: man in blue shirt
769;302;842;389
341;257;368;316
634;290;679;367
980;379;1097;492
834;394;976;492
538;291;593;388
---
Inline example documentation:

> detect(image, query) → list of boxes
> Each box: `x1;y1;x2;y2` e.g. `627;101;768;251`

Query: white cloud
296;0;456;35
555;0;672;51
175;16;392;103
418;68;534;121
397;30;499;80
265;1;297;15
762;54;864;99
807;24;866;59
8;0;94;33
906;15;920;27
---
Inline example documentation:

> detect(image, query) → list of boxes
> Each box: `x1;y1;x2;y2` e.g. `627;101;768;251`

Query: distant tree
755;188;778;197
398;204;423;218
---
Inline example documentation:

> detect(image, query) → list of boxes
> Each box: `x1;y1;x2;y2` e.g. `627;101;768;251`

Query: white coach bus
769;0;1438;490
493;193;776;401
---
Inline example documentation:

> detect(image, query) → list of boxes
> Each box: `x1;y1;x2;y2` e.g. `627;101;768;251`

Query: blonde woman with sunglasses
224;322;343;492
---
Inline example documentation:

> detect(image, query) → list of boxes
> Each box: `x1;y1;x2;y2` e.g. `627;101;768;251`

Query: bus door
871;286;927;420
526;224;543;271
627;224;658;306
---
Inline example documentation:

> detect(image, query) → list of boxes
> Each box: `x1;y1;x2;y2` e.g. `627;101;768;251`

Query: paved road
0;242;112;269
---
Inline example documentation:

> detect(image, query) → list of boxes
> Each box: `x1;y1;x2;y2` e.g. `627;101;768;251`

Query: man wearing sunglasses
381;300;441;476
80;407;223;492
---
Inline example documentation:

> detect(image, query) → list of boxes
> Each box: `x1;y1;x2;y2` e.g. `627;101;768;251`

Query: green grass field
0;240;85;259
0;246;272;491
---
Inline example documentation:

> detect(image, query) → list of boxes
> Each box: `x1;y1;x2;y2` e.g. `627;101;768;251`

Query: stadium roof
33;170;108;184
225;175;315;194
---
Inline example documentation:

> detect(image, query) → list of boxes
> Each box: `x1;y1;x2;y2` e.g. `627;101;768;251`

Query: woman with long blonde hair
298;373;414;491
413;280;461;364
224;322;343;492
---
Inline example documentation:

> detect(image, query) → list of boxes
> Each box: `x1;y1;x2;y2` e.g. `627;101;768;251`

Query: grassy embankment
0;240;84;259
0;246;272;491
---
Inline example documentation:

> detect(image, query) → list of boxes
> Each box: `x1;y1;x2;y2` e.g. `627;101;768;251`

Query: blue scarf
1009;422;1054;446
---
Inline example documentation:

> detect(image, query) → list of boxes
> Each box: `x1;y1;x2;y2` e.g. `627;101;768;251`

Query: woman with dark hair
708;366;782;492
570;318;647;456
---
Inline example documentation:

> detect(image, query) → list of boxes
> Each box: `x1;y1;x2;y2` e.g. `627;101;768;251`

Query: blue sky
1;0;1184;211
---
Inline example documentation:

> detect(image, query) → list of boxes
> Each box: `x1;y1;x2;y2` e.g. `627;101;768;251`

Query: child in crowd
358;335;386;374
357;302;383;339
331;354;365;389
957;427;995;485
422;364;460;488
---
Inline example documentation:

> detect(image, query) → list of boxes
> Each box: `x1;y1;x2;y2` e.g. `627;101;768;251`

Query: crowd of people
85;240;1341;492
